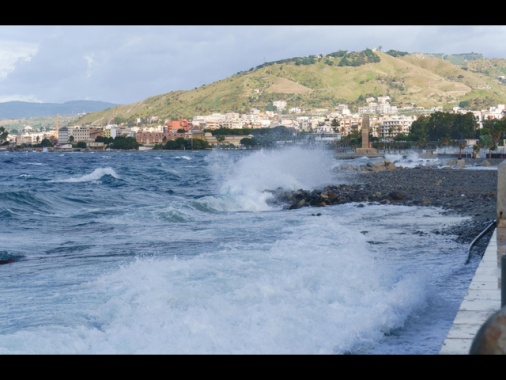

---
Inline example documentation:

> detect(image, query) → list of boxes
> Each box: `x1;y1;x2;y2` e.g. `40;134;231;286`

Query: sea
0;146;495;355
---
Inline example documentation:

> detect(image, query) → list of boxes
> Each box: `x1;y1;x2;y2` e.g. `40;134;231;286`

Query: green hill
74;49;506;126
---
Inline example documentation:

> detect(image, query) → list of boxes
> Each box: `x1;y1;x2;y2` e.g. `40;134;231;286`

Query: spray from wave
201;147;345;211
54;167;120;183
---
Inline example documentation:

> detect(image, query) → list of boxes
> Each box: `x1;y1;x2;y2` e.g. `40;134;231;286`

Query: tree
216;135;225;146
111;116;125;125
331;118;339;131
479;134;494;158
407;112;477;147
96;136;113;145
162;137;208;150
482;118;506;150
0;126;9;145
191;138;210;150
451;113;478;140
458;141;465;159
41;138;54;147
459;100;471;108
472;144;481;158
240;137;257;148
110;136;141;150
429;111;453;142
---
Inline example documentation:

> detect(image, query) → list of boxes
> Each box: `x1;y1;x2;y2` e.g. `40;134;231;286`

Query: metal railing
465;220;497;265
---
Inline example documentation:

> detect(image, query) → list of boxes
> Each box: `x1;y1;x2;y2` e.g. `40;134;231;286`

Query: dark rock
388;191;405;200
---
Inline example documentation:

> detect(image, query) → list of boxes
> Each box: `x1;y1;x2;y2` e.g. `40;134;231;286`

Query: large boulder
363;160;397;172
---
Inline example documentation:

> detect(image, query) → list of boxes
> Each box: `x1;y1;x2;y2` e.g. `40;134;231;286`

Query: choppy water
0;147;487;354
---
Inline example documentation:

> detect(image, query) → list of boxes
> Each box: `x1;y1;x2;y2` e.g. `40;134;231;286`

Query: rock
268;165;498;248
388;191;405;200
361;160;397;172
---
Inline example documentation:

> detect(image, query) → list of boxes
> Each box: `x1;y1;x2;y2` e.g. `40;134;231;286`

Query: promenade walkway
439;228;501;354
439;159;506;354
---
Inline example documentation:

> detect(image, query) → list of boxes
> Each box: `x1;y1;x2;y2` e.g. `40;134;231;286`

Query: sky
0;25;505;106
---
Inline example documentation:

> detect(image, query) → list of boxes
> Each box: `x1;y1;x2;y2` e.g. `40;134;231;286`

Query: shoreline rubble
269;158;499;250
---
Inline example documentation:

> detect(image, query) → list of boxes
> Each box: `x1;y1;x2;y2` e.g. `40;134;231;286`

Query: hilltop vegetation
72;49;506;126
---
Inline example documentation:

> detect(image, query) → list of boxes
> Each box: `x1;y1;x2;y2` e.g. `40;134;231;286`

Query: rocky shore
270;159;500;253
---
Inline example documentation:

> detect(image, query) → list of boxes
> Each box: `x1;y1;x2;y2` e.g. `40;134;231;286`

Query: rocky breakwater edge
267;158;499;255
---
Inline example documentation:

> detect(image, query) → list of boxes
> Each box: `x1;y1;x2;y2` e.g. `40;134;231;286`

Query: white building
273;100;287;111
378;115;417;139
58;126;69;145
68;126;91;143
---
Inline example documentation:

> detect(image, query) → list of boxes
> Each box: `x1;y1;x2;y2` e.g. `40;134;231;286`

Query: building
58;126;69;145
378;115;417;139
166;119;191;132
69;126;91;143
134;131;166;146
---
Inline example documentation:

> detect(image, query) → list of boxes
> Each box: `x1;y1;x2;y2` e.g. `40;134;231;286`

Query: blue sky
0;25;504;105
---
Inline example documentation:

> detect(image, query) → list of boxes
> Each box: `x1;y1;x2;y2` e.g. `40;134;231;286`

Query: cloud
0;40;38;81
0;94;42;103
2;26;506;105
84;53;97;79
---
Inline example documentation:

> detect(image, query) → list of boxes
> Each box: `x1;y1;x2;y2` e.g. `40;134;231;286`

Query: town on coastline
2;95;506;155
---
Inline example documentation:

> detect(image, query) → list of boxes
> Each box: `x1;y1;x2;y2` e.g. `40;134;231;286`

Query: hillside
73;50;506;126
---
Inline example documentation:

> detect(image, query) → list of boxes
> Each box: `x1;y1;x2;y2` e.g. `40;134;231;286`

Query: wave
203;147;344;212
0;209;429;354
0;191;49;212
54;167;120;183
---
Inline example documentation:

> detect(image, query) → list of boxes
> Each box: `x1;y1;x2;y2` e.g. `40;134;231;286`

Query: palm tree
472;144;480;158
458;141;465;159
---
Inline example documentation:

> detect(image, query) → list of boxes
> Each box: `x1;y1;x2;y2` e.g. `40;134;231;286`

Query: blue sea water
0;147;487;354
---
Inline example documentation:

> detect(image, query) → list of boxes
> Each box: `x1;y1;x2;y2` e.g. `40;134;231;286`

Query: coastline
271;160;499;252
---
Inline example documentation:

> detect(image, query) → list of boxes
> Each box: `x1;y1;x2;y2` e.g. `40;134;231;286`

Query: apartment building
58;126;69;144
166;119;191;132
378;115;417;139
69;126;91;143
204;133;246;147
338;115;362;136
135;131;166;146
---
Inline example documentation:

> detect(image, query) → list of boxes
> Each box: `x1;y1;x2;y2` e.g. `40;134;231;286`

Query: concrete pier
440;160;506;354
439;228;501;354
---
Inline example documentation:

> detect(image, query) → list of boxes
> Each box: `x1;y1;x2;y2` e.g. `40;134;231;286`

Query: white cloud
2;26;506;105
0;94;42;103
84;53;97;79
0;41;38;81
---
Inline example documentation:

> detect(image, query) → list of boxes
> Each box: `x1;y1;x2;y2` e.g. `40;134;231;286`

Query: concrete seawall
439;160;506;354
439;228;501;354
